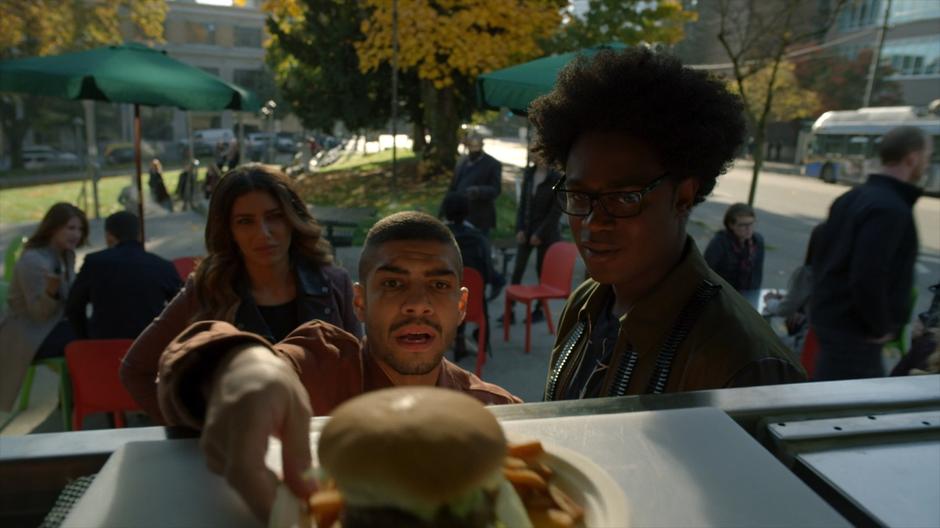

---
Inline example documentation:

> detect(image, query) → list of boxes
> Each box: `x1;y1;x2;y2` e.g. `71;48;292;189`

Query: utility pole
863;0;892;108
391;0;399;192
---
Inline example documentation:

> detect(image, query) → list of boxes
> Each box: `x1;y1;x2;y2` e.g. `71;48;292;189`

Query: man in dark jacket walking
504;162;562;323
66;212;183;339
811;126;931;380
441;133;502;235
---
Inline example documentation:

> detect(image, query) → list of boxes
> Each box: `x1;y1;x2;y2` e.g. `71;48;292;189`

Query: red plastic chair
462;267;489;377
503;242;578;354
172;256;198;280
801;326;819;380
65;339;139;430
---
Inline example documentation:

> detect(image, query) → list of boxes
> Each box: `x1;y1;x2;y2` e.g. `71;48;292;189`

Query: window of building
233;69;264;91
882;36;940;77
234;26;263;48
185;21;216;45
837;0;882;31
890;0;940;24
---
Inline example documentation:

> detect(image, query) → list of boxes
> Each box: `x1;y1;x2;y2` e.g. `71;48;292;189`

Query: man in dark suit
441;133;502;236
66;212;183;339
504;161;563;324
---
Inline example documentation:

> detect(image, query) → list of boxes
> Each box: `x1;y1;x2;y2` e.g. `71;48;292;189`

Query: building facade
826;0;940;106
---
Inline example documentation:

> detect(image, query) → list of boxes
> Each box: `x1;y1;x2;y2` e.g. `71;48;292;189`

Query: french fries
504;440;585;528
308;482;343;528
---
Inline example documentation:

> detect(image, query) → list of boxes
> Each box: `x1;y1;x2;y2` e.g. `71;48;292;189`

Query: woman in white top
0;202;88;411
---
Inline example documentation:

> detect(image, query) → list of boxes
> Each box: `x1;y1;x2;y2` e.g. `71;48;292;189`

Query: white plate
538;442;630;528
267;436;629;528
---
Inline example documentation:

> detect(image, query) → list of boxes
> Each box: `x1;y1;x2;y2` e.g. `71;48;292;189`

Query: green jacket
544;239;805;400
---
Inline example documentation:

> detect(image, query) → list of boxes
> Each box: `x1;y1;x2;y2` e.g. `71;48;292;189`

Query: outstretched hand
200;344;316;522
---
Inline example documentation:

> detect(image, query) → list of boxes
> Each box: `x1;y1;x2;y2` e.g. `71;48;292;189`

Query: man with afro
531;47;805;401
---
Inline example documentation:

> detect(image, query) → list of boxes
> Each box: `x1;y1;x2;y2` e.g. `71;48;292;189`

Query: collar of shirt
576;237;712;358
867;173;923;206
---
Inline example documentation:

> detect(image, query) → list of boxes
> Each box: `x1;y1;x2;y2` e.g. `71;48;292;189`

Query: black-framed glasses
552;174;667;218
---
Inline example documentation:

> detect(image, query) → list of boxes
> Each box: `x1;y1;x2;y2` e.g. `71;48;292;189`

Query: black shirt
563;297;620;400
257;299;299;342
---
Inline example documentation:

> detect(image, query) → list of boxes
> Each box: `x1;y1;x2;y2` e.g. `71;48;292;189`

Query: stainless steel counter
2;375;938;527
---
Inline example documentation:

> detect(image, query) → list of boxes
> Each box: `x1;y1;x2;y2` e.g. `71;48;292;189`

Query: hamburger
313;386;533;528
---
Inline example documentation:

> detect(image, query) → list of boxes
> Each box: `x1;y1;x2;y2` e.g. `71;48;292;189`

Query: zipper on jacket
544;321;586;401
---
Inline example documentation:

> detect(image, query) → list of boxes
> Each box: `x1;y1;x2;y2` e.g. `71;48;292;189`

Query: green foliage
728;61;820;122
264;0;392;132
793;49;903;112
545;0;695;53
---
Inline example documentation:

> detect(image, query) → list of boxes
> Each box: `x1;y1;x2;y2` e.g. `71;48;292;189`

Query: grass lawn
297;149;519;243
0;170;189;225
1;150;527;246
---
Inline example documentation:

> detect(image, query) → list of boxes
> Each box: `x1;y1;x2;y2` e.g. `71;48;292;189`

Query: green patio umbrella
0;43;260;240
476;43;627;116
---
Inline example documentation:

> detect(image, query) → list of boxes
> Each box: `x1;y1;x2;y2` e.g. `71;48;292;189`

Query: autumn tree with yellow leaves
355;0;565;173
0;0;167;169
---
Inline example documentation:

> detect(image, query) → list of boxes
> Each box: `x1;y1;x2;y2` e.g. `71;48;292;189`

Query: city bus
803;106;940;195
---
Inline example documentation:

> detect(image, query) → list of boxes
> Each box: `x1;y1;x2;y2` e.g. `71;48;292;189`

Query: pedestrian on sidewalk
0;202;88;411
176;159;198;211
528;47;804;401
440;133;502;236
704;203;765;292
148;158;174;212
503;161;562;325
810;126;931;381
121;165;361;422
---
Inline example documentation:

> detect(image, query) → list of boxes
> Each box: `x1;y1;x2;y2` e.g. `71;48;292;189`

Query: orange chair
462;267;489;377
503;242;578;354
172;256;198;280
65;339;139;430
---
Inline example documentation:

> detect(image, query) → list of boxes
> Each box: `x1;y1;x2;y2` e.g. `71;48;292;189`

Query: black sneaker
531;310;545;323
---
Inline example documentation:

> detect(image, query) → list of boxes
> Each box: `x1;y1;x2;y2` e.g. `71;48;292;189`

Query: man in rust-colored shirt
156;211;520;522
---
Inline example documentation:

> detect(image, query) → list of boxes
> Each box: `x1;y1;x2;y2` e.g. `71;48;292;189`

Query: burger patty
342;494;497;528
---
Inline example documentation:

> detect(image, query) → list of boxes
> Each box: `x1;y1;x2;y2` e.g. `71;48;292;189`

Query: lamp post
261;100;277;164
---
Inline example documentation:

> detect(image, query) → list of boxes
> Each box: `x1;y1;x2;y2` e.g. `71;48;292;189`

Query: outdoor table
2;375;938;527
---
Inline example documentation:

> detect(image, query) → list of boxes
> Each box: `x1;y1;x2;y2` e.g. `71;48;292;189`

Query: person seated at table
705;203;765;293
0;202;88;411
441;192;502;360
527;47;805;401
120;165;361;423
65;211;183;340
155;211;521;521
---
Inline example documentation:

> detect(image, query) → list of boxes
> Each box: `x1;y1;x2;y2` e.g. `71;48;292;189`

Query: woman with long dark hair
121;165;360;421
0;202;88;411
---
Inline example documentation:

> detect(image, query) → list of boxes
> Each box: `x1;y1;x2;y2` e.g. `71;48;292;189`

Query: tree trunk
424;84;459;180
411;120;426;159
